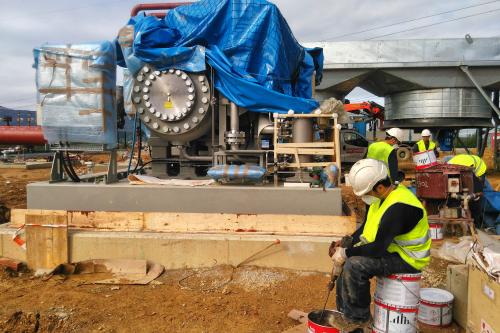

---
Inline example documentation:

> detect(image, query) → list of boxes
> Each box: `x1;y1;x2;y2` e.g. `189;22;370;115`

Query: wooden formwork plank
25;214;68;270
10;209;356;236
144;212;355;235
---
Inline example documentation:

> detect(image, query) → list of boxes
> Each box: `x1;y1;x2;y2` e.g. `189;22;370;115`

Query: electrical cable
320;0;500;41
60;152;79;182
65;151;81;182
367;7;500;40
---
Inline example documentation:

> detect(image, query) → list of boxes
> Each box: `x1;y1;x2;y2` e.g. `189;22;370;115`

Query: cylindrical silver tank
292;118;313;163
385;88;493;128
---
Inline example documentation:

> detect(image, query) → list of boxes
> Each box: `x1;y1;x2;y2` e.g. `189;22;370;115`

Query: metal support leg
49;151;65;183
460;66;500;118
106;149;118;184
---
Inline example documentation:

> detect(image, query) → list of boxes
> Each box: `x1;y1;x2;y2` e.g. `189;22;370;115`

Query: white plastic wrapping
34;41;117;147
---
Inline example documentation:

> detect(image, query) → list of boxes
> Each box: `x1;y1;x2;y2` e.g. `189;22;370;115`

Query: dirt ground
0;259;461;333
1;157;497;332
0;168;49;210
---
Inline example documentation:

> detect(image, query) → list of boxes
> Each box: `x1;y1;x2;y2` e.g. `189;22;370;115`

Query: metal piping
229;102;239;150
130;3;188;17
179;146;259;163
179;147;212;161
0;126;47;145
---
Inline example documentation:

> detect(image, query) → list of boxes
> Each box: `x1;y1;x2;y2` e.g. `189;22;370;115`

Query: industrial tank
385;88;493;128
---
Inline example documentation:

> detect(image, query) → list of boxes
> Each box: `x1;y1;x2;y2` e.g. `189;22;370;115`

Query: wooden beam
274;113;336;119
286;162;335;168
275;148;336;155
276;142;335;148
25;214;68;271
10;209;356;236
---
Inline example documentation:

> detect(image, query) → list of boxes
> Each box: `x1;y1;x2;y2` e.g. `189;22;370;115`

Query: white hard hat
421;129;431;137
386;128;404;143
349;159;389;196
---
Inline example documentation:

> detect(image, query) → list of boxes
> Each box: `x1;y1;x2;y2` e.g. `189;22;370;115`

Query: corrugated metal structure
305;38;500;128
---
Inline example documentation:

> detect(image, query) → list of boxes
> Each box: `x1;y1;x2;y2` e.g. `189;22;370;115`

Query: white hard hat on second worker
386;128;404;143
421;129;431;137
349;159;389;196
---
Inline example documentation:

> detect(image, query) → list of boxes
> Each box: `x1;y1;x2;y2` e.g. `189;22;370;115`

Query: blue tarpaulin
483;179;500;234
116;0;323;114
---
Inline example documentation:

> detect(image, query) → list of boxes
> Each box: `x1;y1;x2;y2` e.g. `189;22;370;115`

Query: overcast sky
1;0;500;110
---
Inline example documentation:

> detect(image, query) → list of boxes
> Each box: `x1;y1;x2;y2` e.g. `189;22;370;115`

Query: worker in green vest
412;129;439;157
329;158;430;328
448;154;487;225
366;127;404;182
448;154;487;178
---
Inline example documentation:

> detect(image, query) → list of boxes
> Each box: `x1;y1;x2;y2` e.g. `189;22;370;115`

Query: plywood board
25;214;68;271
445;264;468;329
467;265;500;332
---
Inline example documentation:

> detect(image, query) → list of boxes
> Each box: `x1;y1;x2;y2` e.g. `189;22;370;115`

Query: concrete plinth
27;181;342;215
0;226;335;273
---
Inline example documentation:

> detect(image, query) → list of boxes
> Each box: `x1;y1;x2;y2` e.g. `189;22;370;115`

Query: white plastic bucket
413;150;437;170
429;223;444;240
373;298;417;333
418;288;454;327
375;273;421;307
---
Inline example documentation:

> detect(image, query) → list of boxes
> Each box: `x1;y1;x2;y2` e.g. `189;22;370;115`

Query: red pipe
130;2;190;17
0;126;47;145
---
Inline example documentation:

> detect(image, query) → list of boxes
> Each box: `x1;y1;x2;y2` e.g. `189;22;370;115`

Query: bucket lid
420;288;454;303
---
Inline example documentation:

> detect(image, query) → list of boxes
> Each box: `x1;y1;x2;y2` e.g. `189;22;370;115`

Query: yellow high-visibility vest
448;154;487;177
367;141;393;169
417;140;436;152
358;185;431;271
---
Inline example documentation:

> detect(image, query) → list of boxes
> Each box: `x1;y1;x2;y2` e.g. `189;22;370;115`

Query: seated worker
412;129;439;157
366;128;404;183
329;158;430;330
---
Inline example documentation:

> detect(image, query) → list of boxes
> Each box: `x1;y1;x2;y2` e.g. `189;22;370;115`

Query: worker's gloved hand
332;247;347;267
340;235;353;248
328;236;353;257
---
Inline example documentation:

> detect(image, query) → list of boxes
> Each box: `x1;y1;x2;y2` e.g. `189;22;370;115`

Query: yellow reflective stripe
397;246;431;259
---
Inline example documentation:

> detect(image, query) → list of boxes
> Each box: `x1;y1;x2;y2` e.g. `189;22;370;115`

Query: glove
332;247;347;267
328;236;353;257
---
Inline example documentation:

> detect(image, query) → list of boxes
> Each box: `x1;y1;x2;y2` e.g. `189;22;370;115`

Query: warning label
164;101;174;109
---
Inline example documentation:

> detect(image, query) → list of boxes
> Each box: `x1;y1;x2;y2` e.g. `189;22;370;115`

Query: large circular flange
132;65;211;141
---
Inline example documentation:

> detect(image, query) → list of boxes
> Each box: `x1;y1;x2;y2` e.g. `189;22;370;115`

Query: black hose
60;152;79;182
65;151;81;182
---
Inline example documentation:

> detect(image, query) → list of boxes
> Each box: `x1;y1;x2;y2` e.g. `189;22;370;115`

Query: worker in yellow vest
448;154;487;225
412;129;439;157
448;154;487;178
329;159;430;327
366;128;404;182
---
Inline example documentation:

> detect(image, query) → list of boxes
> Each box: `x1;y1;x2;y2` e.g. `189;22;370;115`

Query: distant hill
0;106;37;126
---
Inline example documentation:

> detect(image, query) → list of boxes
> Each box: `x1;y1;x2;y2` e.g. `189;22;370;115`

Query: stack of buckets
373;273;421;332
373;274;455;332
